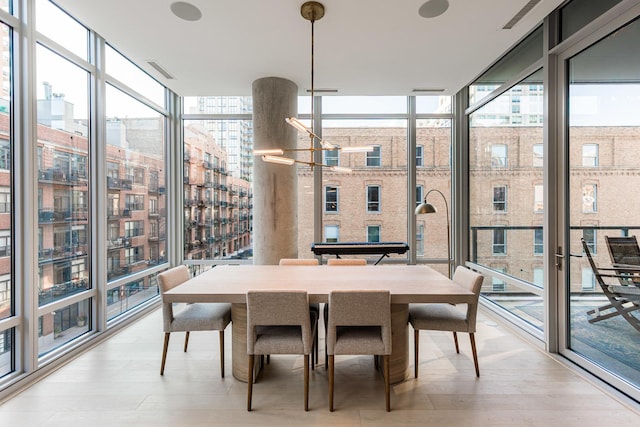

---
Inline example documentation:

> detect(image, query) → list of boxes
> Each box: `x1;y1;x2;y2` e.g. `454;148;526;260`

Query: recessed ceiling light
170;2;202;22
418;0;449;19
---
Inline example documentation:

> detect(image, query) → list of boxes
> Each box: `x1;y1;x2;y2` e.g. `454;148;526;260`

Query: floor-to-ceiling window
565;13;640;391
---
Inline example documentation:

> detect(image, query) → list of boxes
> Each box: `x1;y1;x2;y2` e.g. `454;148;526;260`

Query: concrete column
252;77;298;264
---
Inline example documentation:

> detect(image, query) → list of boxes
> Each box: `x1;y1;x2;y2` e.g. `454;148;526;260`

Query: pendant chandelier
253;1;373;173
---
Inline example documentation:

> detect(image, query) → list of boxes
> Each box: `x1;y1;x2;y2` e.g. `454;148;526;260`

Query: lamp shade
415;202;437;215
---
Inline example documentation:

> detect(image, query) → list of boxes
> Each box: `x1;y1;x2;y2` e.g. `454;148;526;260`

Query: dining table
163;264;475;384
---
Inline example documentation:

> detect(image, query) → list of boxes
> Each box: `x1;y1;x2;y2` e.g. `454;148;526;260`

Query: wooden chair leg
453;331;459;353
304;354;310;411
247;354;254;411
160;332;170;375
384;354;390;412
414;328;419;378
184;331;190;352
219;330;225;378
328;355;335;412
470;333;480;377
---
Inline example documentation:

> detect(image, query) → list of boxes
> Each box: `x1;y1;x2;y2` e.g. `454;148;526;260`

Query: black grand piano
311;242;410;265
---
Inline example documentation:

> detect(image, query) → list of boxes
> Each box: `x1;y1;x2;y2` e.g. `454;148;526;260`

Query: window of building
533;144;543;167
492;268;506;291
366;145;381;167
533;267;544;287
0;187;10;213
493;186;507;212
534;228;543;255
491;144;507;168
416;185;423;207
583;229;596;254
416;224;424;256
416;145;424;167
325;186;338;213
0;231;10;257
493;229;506;255
367;185;380;212
582;268;596;291
325;225;339;243
324;146;339;166
582;184;597;213
367;225;380;243
0;140;10;170
534;184;544;212
582;144;598;167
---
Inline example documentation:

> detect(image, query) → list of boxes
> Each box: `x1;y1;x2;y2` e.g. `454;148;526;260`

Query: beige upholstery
323;258;367;367
246;290;317;411
409;266;484;378
326;290;392;412
327;258;367;266
278;258;320;366
157;265;231;376
279;258;319;266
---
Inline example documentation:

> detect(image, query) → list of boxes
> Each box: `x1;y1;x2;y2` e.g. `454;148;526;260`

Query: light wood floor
1;307;638;426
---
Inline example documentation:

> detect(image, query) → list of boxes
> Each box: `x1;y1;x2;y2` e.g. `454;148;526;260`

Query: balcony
107;237;131;250
107;176;133;190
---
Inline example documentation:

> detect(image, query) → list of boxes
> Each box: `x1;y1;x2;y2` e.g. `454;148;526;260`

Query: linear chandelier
253;1;373;173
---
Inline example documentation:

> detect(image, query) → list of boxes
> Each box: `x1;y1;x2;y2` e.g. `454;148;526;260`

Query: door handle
555;246;564;269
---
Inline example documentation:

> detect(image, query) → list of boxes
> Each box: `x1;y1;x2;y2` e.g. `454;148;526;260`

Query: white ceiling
54;0;564;97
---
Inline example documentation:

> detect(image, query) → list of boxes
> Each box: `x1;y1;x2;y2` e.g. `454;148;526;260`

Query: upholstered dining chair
327;258;367;266
278;258;320;367
326;290;392;412
246;290;317;411
323;257;368;367
409;266;484;378
157;265;232;376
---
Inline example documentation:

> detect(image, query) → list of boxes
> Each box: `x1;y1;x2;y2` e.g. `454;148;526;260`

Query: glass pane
416;96;452;114
416;119;452;276
106;84;167;281
0;21;11;323
469;69;545;330
36;45;90;307
35;0;88;60
38;299;90;356
469;27;543;105
0;0;11;13
106;274;159;320
105;45;164;106
322;96;407;114
183;101;253;261
560;0;622;41
0;328;12;377
567;17;640;388
299;118;408;261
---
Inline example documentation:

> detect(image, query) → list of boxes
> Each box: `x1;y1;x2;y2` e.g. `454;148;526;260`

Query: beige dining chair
324;257;368;367
327;258;367;266
246;290;317;411
326;290;392;412
278;258;320;367
157;265;232;377
409;266;484;378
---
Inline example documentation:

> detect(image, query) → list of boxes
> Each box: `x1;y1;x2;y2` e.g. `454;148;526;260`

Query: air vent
412;88;445;93
502;0;541;30
147;60;175;80
307;88;338;93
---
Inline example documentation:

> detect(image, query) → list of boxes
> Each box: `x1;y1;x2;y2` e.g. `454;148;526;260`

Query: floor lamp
415;189;451;278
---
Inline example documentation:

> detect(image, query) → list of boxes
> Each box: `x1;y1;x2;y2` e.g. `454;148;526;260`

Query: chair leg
414;328;419;378
266;354;270;364
470;333;480;377
184;331;190;352
247;354;254;411
383;354;391;412
219;330;225;378
304;354;310;411
453;331;459;353
160;332;170;375
328;355;335;412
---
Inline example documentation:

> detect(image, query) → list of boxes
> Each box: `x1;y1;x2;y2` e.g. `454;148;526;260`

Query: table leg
231;303;260;383
388;303;409;384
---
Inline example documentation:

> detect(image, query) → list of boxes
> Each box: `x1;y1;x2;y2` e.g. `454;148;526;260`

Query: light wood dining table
163;264;475;384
